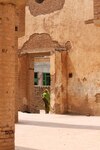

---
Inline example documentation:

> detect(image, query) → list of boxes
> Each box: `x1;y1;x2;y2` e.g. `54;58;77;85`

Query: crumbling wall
94;0;100;26
27;0;65;16
20;33;60;52
19;0;100;115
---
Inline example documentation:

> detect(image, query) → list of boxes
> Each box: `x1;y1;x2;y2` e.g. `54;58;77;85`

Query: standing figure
42;89;50;113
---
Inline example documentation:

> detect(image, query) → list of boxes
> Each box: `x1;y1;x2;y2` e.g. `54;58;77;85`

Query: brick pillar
0;3;16;149
15;37;18;123
18;55;29;112
50;49;68;114
27;55;34;112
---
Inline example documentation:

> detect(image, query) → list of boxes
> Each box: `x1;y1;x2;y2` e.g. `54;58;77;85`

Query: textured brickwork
94;0;100;25
16;5;25;37
18;55;29;112
18;54;34;113
0;0;26;149
94;0;100;19
20;33;60;52
27;55;34;112
27;0;65;16
0;3;16;150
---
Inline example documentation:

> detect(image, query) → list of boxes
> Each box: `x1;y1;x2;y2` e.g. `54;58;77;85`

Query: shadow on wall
16;146;39;150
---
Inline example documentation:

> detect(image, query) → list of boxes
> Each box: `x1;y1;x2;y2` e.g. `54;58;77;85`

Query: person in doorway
42;89;50;113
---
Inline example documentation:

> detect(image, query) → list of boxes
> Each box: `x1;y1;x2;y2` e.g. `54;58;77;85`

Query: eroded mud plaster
94;0;100;26
27;0;65;16
20;33;62;52
19;0;100;116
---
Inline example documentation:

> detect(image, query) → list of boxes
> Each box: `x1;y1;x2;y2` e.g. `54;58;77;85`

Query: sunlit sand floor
15;112;100;150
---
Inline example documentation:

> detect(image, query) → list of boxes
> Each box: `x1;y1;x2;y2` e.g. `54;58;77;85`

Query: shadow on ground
16;146;39;150
18;120;100;130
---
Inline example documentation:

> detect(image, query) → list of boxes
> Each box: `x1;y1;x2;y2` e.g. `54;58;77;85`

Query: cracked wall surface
20;33;61;54
19;0;100;115
27;0;65;16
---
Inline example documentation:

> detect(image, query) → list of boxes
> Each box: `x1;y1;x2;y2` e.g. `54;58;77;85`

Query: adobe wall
0;4;16;149
18;54;29;112
94;0;100;26
27;0;65;16
19;0;100;115
0;1;26;149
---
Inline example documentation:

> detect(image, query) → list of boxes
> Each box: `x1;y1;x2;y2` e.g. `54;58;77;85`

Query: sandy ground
15;111;100;150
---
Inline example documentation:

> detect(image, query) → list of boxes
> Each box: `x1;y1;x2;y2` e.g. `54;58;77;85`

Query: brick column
18;55;29;112
27;55;34;112
0;3;16;149
15;37;18;123
50;49;68;114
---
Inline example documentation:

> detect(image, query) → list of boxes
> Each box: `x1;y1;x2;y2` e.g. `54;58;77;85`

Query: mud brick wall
19;0;100;115
94;0;100;25
18;55;28;112
94;0;100;20
0;3;16;150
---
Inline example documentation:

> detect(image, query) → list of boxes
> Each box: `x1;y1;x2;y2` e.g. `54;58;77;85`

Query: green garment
42;92;50;104
42;92;50;113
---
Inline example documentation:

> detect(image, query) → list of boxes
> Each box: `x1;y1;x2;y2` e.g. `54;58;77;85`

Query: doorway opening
33;56;51;114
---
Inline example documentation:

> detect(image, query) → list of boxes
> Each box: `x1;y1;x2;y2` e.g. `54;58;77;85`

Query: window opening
34;72;38;85
43;73;50;86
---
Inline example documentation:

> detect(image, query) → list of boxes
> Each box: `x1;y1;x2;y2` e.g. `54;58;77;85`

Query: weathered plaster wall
16;5;25;37
19;0;100;115
27;0;65;16
94;0;100;26
21;33;57;50
18;55;28;112
50;50;68;114
18;54;34;113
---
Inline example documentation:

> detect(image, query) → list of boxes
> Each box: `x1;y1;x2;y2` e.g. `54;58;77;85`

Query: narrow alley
15;112;100;150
